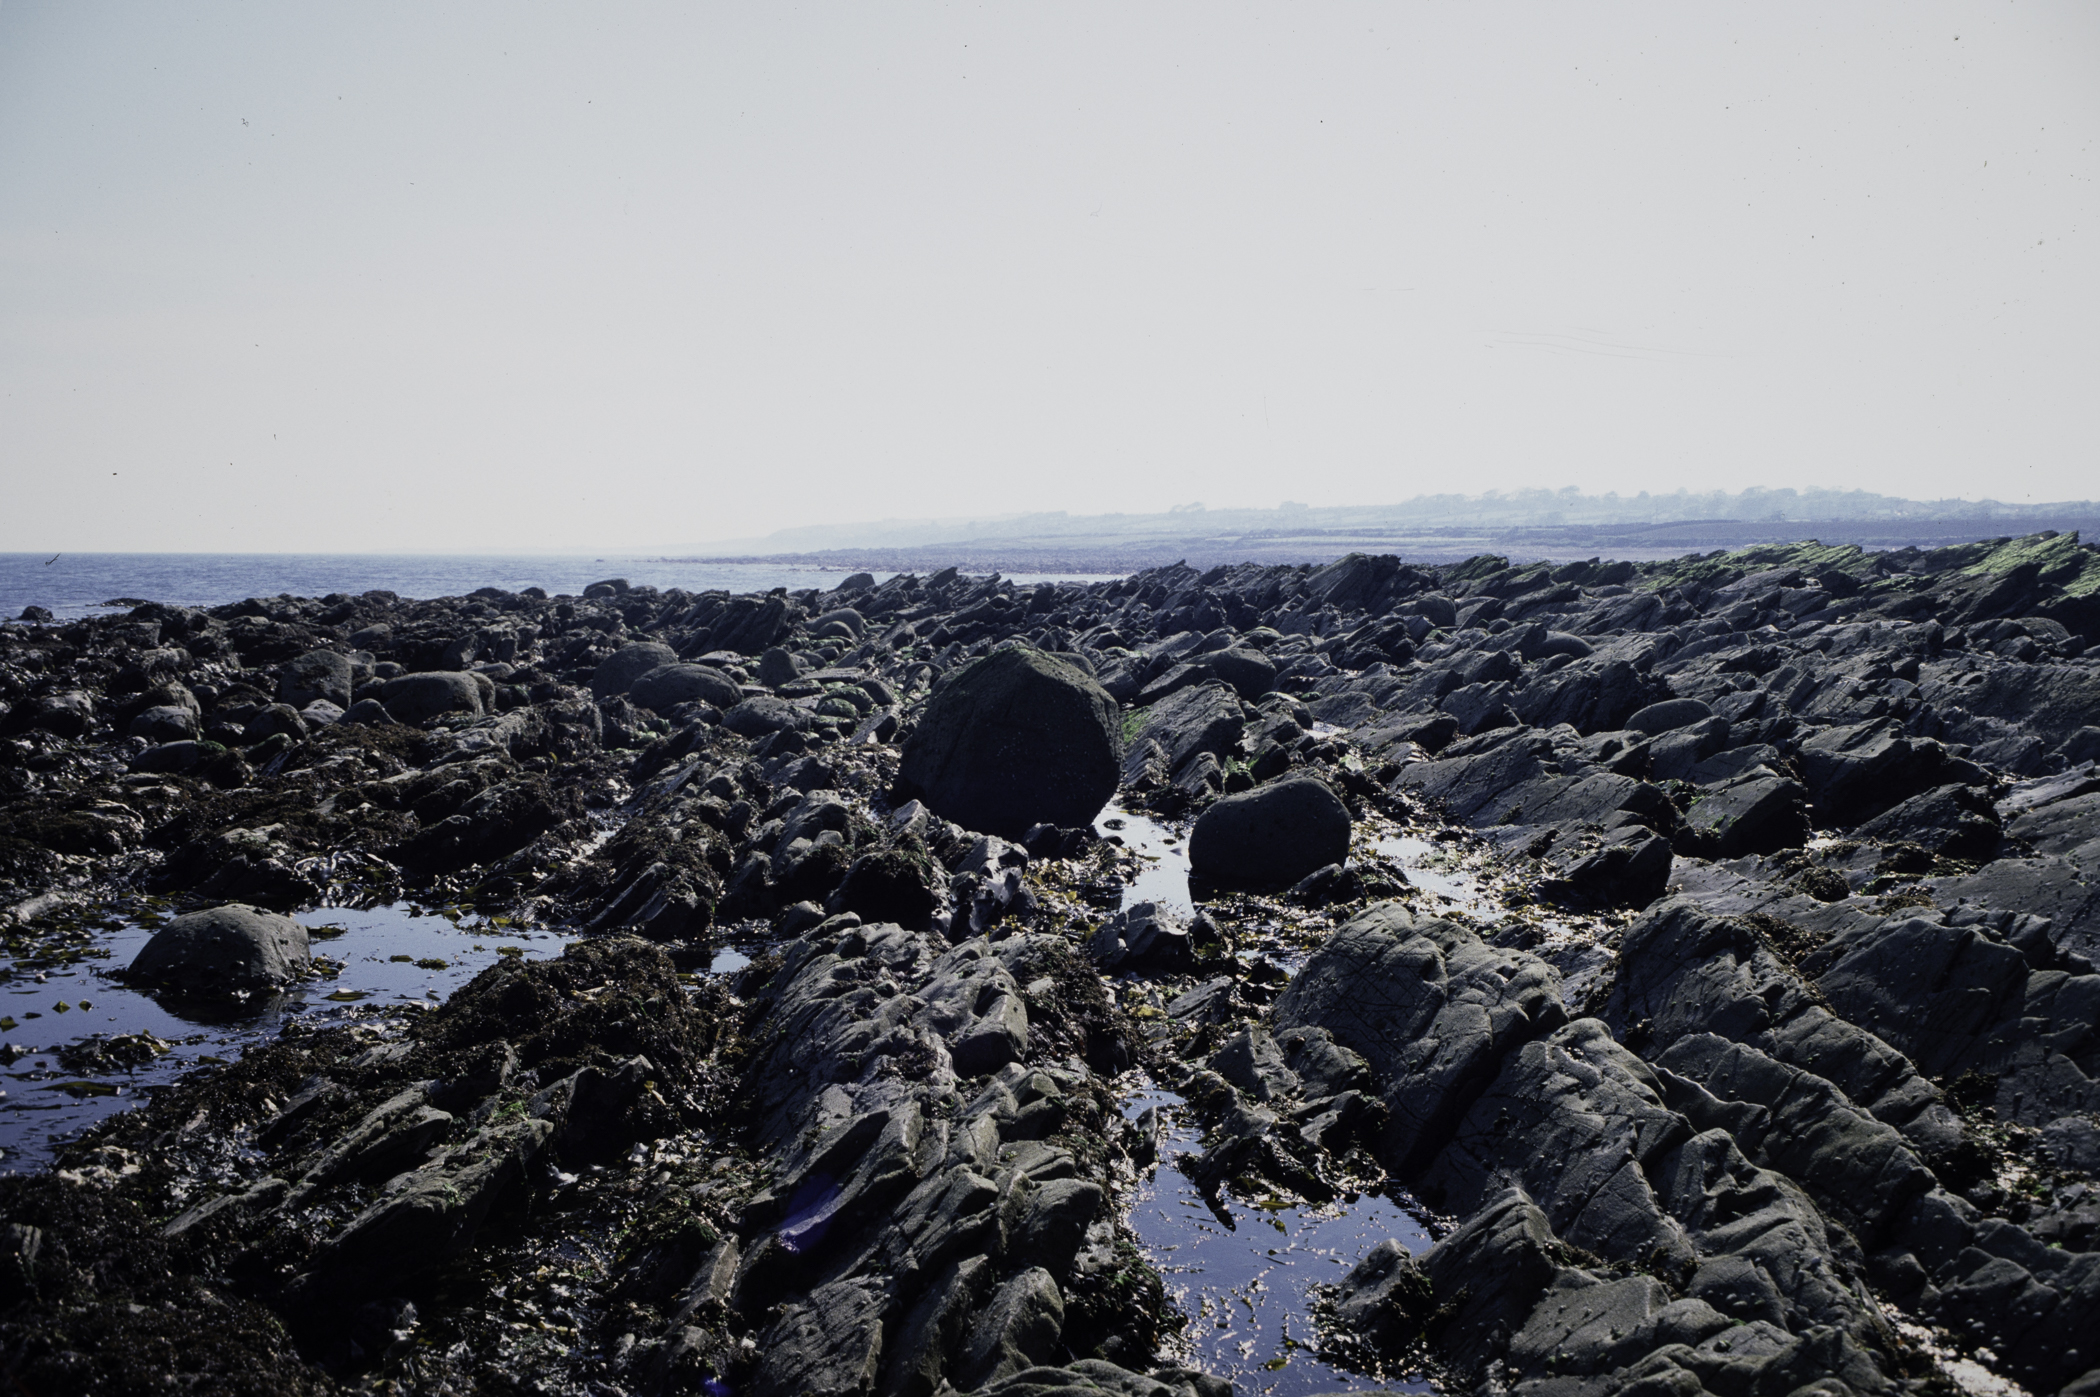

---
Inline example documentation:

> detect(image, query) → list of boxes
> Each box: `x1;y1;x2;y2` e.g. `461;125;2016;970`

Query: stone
897;647;1121;838
1626;697;1713;734
829;849;945;932
720;695;808;737
1122;682;1245;787
757;647;804;688
1852;782;2001;860
1274;906;1566;1174
130;740;222;775
1797;721;1987;828
126;903;310;993
1542;823;1673;908
127;705;199;743
1188;774;1350;887
590;642;679;700
380;671;485;723
1087;901;1195;973
300;700;343;728
279;649;353;709
1683;772;1811;857
960;1267;1065;1389
628;663;742;713
341;697;395;726
245;702;309;742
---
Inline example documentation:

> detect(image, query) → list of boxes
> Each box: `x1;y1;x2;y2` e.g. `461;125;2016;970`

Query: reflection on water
1121;1085;1435;1395
0;903;570;1173
1372;835;1500;919
706;946;753;976
1094;804;1195;915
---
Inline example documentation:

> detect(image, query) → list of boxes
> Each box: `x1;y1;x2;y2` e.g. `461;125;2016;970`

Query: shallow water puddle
0;903;571;1173
1095;803;1195;915
1121;1086;1435;1394
705;945;753;975
1371;834;1503;920
1092;803;1437;1387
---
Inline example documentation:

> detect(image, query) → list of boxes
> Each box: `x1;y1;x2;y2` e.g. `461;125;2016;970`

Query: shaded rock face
898;647;1121;838
126;903;310;993
1188;774;1350;887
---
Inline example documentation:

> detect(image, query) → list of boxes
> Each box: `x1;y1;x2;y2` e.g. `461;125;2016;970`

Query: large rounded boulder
1189;774;1352;887
127;903;310;993
898;647;1121;838
630;663;742;713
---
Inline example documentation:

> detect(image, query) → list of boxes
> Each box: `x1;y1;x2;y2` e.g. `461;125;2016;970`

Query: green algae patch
1958;530;2100;596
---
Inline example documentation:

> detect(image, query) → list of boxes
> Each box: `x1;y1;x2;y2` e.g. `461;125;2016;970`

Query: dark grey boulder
341;697;395;726
127;903;310;993
897;647;1120;838
246;702;309;742
299;700;343;728
1683;772;1811;857
1541;823;1672;908
1123;681;1246;786
590;642;678;700
628;663;742;713
1273;905;1566;1173
1198;647;1276;699
828;849;944;932
128;705;199;742
1087;901;1195;973
812;607;864;637
1626;697;1713;734
1189;775;1350;887
380;672;485;723
959;1266;1064;1389
131;740;222;775
723;696;811;738
1797;721;1989;828
279;649;353;709
1852;782;2001;860
756;647;803;688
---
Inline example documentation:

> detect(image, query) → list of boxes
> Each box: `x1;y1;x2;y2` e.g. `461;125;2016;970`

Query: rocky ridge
0;534;2094;1394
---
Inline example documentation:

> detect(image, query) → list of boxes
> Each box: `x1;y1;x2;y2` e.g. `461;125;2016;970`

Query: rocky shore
1;533;2098;1396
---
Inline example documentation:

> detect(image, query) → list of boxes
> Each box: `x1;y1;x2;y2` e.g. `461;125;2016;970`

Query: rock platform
0;536;2097;1394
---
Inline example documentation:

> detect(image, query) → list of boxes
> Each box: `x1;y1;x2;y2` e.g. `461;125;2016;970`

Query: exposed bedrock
4;532;2100;1395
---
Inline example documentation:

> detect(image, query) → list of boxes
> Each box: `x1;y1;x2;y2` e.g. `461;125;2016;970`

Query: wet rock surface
0;536;2098;1394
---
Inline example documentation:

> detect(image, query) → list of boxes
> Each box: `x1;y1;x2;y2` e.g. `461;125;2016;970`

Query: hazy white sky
2;2;2095;552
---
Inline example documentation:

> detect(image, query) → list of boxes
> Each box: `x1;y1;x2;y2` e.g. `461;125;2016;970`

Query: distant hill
674;489;2100;574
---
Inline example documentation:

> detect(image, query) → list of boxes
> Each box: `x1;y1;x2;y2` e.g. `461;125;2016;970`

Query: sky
1;2;2095;553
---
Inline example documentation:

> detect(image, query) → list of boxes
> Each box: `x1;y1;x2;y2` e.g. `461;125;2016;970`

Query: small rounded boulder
127;903;311;994
1189;774;1352;887
380;672;486;723
629;663;743;713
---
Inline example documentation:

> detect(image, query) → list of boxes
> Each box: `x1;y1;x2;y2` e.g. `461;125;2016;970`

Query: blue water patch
1121;1086;1435;1395
1094;804;1194;915
0;552;1125;621
0;902;571;1173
